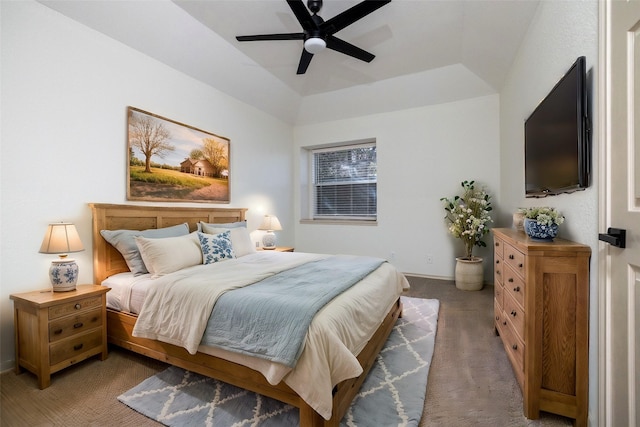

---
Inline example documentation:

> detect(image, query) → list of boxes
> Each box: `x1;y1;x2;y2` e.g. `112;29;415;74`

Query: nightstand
260;246;294;252
10;284;110;389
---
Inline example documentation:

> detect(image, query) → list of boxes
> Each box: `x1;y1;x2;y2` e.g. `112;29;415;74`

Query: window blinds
312;144;377;220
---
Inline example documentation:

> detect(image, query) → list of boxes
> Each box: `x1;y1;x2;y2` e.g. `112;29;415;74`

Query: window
311;142;377;221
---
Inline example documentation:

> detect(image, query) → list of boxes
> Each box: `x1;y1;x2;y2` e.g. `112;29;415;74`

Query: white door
601;1;640;426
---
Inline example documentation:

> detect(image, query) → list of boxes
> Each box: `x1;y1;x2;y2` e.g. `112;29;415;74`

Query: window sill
299;219;378;226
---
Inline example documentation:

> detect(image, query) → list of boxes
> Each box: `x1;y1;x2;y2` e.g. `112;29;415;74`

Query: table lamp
258;215;282;249
39;222;84;291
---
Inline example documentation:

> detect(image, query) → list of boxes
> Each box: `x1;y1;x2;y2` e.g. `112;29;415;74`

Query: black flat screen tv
524;56;590;197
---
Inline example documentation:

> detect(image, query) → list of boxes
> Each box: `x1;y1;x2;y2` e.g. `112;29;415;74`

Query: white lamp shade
39;223;84;254
258;215;282;232
304;37;326;54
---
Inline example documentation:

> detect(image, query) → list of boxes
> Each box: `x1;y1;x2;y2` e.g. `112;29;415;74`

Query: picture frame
127;107;230;203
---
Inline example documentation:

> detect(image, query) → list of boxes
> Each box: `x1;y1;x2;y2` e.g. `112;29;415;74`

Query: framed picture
127;107;230;203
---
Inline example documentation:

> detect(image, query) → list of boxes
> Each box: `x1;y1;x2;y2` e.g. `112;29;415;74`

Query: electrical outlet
426;255;433;264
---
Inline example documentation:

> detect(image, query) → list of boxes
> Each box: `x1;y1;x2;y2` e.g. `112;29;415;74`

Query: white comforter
128;251;407;420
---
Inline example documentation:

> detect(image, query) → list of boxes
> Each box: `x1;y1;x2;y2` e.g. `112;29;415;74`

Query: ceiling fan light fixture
304;37;326;54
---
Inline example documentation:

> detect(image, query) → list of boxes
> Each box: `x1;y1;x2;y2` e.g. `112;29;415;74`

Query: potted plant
519;207;565;241
441;180;493;290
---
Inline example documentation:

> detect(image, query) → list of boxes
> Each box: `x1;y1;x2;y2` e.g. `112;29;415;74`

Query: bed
89;203;407;427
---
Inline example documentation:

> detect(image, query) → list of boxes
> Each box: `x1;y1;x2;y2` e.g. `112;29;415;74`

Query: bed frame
89;203;402;427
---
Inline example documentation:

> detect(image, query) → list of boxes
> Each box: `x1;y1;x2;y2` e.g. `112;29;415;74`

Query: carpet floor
1;277;574;426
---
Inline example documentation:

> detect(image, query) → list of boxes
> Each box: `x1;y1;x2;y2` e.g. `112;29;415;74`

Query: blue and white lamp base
49;259;79;292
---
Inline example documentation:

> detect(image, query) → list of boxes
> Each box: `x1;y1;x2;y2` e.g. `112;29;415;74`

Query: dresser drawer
503;292;524;340
49;308;102;342
494;282;504;308
48;296;103;320
494;239;504;260
500;314;525;376
494;257;503;286
503;265;525;308
503;243;525;278
49;329;103;366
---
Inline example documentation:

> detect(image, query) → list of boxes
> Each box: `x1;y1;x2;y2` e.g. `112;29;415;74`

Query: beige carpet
1;277;574;426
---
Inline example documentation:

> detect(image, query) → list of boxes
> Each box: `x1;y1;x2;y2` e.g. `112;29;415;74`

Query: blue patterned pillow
197;231;235;264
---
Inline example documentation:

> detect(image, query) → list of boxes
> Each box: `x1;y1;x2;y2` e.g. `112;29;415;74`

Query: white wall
293;95;501;278
499;0;599;423
0;1;294;371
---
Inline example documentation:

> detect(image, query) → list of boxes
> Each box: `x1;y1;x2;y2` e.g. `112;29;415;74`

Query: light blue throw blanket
200;255;385;367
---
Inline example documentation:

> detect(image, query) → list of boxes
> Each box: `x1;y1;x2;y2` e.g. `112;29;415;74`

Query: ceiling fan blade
321;0;391;35
236;33;304;42
287;0;317;31
326;35;375;62
296;49;314;74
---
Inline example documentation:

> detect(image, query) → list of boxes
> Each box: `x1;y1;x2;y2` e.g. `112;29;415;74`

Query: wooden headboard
89;203;247;284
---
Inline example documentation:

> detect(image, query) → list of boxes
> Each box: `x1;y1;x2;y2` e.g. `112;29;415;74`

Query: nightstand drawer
49;329;103;366
48;295;103;320
49;308;102;342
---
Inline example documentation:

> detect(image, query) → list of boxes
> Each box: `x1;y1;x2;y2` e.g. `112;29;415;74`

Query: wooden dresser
492;228;590;426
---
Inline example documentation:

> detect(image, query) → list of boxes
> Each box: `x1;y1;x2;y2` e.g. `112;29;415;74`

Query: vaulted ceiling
40;0;540;124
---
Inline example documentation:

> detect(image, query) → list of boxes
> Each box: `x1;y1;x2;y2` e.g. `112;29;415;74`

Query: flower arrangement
518;207;565;226
518;207;564;240
441;180;493;259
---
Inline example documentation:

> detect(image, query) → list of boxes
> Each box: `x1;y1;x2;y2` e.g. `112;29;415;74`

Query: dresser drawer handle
511;310;517;317
509;254;515;260
73;322;84;329
503;321;507;326
53;328;63;335
519;263;523;268
508;278;514;283
73;343;84;351
496;260;500;264
495;315;500;321
495;242;500;247
513;286;520;292
512;344;518;350
74;303;81;310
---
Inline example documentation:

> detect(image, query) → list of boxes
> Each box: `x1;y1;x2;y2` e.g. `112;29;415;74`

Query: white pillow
134;232;202;278
201;223;256;257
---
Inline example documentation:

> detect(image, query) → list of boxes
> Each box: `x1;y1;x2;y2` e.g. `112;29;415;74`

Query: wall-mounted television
524;56;590;197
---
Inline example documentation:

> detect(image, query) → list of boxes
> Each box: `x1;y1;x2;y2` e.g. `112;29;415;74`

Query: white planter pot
455;256;484;291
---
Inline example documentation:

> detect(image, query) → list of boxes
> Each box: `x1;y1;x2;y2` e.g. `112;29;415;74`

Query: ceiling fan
236;0;391;74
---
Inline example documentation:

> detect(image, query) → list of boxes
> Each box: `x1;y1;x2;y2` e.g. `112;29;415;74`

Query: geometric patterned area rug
118;296;439;427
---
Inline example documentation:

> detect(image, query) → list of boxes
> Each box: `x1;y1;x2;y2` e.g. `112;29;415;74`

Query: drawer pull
73;322;84;329
74;303;81;310
508;278;514;283
512;344;518;350
495;315;500;321
509;254;515;260
513;286;520;292
511;310;517;317
495;242;500;247
519;263;523;268
496;260;500;264
73;343;83;351
53;328;63;335
503;321;507;326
